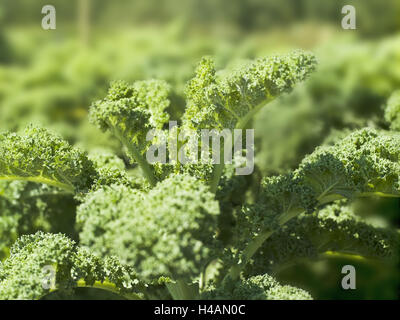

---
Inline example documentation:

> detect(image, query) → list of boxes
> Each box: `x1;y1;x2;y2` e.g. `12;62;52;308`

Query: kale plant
0;50;399;300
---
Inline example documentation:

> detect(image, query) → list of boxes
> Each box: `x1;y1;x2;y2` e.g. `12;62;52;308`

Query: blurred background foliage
0;0;399;299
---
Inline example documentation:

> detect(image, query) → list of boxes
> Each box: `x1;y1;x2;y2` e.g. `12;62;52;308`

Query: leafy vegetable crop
0;50;399;300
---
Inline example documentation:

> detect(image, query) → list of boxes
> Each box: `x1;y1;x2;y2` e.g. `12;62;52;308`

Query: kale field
0;0;399;300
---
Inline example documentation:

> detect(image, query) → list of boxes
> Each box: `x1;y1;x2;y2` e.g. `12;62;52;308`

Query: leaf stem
76;279;144;300
209;101;267;193
112;127;157;187
235;100;269;131
226;207;303;281
210;163;225;194
0;176;75;193
166;280;198;300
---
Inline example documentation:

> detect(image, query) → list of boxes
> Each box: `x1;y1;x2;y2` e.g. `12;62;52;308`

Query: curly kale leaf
228;128;400;280
0;126;98;193
202;273;312;300
89;80;171;186
245;202;400;276
183;51;317;131
0;232;145;300
77;174;220;282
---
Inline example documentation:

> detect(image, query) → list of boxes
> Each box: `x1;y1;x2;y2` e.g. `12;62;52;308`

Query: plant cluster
0;49;399;300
